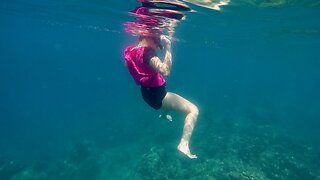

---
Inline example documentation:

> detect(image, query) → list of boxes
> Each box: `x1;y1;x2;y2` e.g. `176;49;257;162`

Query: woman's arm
149;35;172;76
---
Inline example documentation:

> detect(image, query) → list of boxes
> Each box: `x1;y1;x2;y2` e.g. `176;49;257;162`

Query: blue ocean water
0;0;320;179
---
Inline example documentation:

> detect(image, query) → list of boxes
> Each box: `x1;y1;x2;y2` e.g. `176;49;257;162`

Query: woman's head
139;36;163;50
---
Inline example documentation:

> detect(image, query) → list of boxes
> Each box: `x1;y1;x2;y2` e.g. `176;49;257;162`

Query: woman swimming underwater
123;34;199;159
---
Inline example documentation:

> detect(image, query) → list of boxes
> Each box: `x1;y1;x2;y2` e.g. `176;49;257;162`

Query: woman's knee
190;104;199;117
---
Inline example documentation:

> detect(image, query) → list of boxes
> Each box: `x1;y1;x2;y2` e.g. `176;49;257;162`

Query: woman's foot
177;141;197;159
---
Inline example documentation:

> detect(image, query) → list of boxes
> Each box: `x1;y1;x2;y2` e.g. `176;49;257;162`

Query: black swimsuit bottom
140;84;167;110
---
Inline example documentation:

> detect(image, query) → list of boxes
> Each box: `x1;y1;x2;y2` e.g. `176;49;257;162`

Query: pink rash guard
124;45;165;87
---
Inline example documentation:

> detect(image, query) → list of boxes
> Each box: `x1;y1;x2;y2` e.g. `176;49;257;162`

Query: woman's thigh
162;92;194;113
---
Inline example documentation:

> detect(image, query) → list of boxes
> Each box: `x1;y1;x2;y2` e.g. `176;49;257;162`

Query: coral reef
131;119;320;179
0;118;319;180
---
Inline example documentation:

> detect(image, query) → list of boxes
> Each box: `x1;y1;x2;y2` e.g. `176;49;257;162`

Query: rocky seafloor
1;117;319;180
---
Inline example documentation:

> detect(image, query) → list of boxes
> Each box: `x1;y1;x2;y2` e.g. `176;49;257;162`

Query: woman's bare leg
162;92;199;159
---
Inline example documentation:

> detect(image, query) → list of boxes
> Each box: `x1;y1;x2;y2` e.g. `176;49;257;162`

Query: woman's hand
160;35;171;46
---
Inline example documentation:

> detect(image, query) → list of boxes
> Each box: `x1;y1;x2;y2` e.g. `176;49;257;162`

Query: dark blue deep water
1;0;320;179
